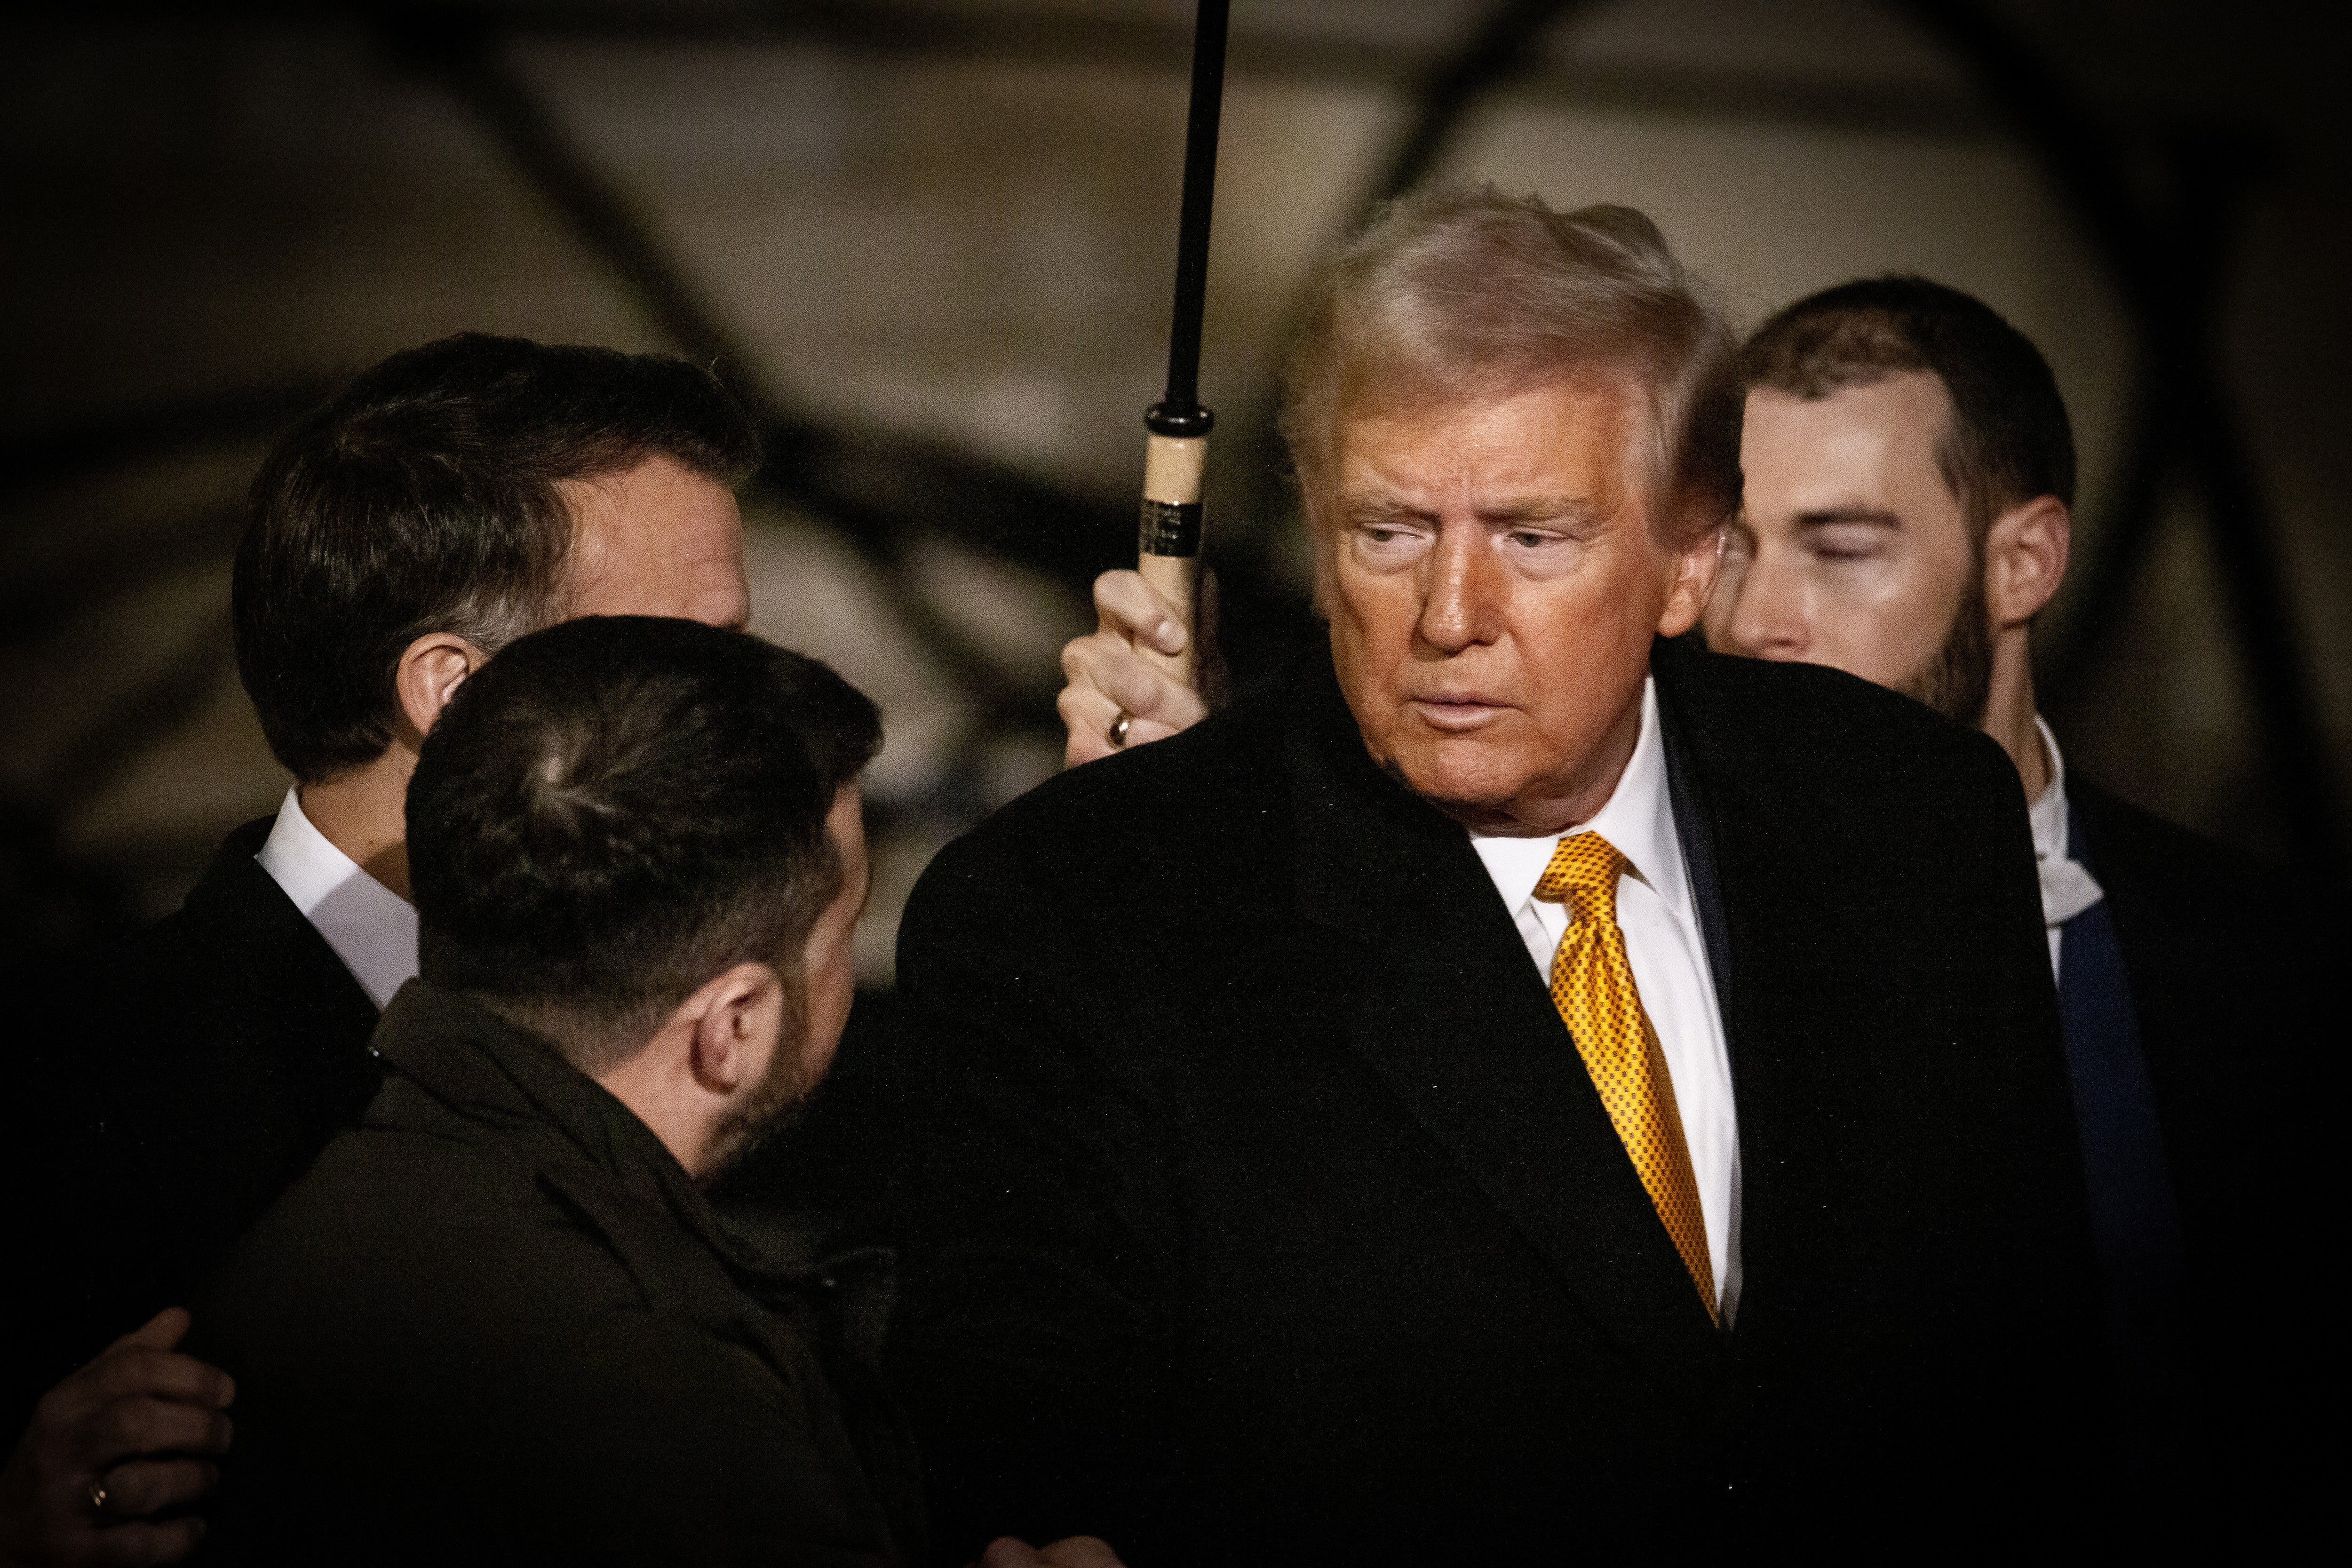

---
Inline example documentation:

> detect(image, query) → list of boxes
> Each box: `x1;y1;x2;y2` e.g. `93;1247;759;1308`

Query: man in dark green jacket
192;616;912;1565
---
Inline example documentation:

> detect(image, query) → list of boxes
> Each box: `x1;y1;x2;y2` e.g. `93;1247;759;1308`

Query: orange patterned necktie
1534;832;1716;1322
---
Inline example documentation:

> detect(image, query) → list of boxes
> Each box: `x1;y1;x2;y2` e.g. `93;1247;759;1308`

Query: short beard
1901;564;1994;729
700;1020;811;1184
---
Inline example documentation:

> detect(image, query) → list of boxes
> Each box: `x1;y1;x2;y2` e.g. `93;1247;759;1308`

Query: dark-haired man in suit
866;187;2103;1563
4;333;763;1565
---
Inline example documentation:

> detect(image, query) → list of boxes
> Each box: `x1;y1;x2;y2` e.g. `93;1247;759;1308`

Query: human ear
392;632;490;742
1655;519;1727;638
1983;496;2070;629
685;961;785;1096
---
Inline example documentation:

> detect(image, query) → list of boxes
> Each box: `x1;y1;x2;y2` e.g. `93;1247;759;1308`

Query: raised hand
1058;569;1211;766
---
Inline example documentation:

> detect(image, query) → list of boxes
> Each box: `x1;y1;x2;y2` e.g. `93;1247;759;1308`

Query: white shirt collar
2026;716;2102;930
253;786;420;1011
1467;677;1692;923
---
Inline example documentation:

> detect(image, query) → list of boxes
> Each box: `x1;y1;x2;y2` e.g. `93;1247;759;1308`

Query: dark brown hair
1738;277;2074;540
234;333;760;783
408;615;880;1070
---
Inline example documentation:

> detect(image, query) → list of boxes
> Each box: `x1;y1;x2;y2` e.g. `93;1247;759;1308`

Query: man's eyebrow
1335;495;1604;525
1337;494;1433;524
1475;496;1602;526
1794;508;1900;528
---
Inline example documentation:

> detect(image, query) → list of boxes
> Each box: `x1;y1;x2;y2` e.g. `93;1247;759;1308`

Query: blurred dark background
5;0;2347;997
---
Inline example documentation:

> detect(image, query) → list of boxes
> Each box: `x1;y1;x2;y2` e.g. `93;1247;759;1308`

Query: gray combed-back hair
1279;185;1742;541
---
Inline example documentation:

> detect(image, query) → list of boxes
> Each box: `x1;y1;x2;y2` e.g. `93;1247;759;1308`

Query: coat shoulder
207;1122;598;1316
113;817;372;1035
914;669;1292;905
1655;638;2021;820
1659;637;1999;758
2069;775;2288;898
2067;773;2342;951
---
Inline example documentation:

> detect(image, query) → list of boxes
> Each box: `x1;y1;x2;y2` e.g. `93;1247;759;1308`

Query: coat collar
186;815;381;1038
1653;638;1736;1019
373;981;899;1354
368;980;917;1560
369;979;824;1290
1284;645;1726;1372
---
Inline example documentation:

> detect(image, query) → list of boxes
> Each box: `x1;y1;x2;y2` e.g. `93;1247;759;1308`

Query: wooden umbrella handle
1138;430;1206;687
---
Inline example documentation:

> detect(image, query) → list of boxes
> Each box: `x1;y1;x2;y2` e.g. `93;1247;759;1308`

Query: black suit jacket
193;981;923;1566
856;638;2104;1564
63;817;381;1360
2068;776;2332;1520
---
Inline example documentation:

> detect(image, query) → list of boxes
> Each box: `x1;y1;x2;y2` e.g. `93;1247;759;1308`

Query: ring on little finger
1108;710;1133;748
87;1479;109;1519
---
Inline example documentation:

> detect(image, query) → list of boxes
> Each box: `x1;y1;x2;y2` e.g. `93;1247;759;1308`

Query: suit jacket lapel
1659;675;1735;1024
1650;641;1799;1327
1647;638;1893;1338
1286;657;1721;1370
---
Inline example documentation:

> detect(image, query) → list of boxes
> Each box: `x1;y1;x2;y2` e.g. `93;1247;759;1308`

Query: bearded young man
1712;277;2327;1541
859;189;2104;1562
191;619;1123;1568
185;615;913;1563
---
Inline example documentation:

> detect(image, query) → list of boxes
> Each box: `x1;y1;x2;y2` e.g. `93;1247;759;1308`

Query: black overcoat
859;636;2105;1564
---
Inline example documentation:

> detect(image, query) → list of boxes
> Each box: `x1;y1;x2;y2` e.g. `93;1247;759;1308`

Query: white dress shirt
253;786;420;1011
2026;716;2104;979
1468;678;1741;1316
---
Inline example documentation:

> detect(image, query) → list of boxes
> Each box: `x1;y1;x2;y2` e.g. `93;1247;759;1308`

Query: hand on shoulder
0;1309;233;1568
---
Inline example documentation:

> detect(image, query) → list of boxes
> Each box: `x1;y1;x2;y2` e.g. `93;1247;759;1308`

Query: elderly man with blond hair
850;188;2104;1561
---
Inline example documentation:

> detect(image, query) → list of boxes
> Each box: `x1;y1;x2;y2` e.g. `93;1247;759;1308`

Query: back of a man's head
1739;277;2074;538
405;615;880;1074
235;333;761;785
1279;183;1742;540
